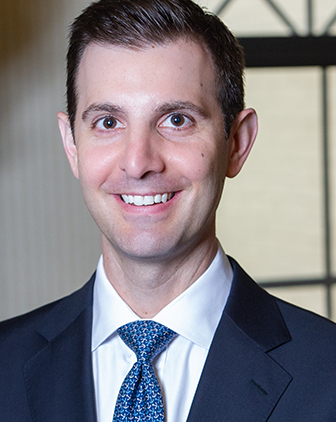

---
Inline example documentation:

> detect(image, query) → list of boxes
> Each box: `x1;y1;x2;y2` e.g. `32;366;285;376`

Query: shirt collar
92;242;233;352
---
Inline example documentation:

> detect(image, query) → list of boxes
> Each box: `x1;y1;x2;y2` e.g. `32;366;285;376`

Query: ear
57;111;79;179
226;108;258;178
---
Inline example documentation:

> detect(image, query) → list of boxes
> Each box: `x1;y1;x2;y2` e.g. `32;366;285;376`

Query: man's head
66;0;245;138
58;0;257;267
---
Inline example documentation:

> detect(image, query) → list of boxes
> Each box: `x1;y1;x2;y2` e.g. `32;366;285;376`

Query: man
1;0;336;421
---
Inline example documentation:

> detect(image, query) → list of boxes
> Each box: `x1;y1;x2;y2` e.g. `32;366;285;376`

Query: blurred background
1;0;335;320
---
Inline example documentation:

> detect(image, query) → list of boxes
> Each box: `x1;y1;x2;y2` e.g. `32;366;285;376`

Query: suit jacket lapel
187;258;292;422
23;275;97;422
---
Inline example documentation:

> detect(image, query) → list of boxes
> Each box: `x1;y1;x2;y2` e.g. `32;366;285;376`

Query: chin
114;234;182;262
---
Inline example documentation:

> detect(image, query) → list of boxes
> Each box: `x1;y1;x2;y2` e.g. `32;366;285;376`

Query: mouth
120;192;175;206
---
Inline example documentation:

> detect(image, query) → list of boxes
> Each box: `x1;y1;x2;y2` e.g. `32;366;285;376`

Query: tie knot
117;320;176;363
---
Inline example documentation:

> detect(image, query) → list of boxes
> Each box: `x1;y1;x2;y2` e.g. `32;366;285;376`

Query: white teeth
121;194;134;204
144;195;154;205
121;193;173;206
134;195;144;206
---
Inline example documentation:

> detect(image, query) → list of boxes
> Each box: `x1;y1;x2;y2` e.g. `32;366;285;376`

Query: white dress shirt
92;243;233;422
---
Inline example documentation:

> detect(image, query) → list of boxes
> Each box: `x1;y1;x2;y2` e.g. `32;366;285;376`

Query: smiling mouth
121;193;174;206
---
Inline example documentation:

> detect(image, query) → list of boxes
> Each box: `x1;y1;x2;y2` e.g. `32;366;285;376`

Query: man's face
60;41;235;261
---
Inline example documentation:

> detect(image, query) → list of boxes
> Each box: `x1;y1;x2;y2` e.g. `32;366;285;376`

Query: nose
119;126;165;179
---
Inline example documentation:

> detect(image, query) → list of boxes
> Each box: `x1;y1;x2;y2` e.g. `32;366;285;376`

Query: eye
94;116;123;130
160;113;193;129
170;114;185;127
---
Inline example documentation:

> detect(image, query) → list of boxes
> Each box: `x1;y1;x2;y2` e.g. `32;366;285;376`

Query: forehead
75;40;218;110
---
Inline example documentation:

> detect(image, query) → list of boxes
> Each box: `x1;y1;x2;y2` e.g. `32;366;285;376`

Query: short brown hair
67;0;245;137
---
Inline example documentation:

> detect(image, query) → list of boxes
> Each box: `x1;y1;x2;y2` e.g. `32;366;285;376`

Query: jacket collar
225;257;291;351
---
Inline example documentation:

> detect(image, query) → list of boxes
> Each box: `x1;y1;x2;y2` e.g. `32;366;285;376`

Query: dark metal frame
216;0;336;318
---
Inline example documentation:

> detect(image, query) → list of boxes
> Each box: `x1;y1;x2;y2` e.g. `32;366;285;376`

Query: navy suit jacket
2;258;336;421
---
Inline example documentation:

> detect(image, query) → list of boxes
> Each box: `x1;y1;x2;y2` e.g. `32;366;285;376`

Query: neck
101;236;218;318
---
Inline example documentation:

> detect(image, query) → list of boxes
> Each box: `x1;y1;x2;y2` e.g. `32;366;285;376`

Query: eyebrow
81;103;124;122
155;101;209;118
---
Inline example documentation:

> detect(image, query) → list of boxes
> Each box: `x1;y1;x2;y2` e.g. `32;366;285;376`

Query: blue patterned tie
113;320;176;422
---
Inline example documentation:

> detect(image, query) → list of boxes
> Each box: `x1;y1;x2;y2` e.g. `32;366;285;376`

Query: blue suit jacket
1;258;336;421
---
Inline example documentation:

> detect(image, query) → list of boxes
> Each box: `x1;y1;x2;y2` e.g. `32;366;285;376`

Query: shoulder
0;274;95;356
274;297;336;352
276;296;336;332
0;299;60;344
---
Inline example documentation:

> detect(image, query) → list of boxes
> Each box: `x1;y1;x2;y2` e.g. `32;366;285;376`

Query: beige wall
1;0;335;320
0;0;100;320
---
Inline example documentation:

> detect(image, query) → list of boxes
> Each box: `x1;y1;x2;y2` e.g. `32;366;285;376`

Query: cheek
77;145;118;188
196;147;227;205
185;145;226;186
